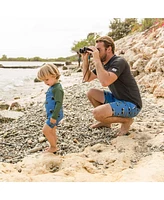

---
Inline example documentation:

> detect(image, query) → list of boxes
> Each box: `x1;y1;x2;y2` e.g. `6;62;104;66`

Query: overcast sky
0;0;162;59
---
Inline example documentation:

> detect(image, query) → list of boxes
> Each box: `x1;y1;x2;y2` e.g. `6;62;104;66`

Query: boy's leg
42;124;57;153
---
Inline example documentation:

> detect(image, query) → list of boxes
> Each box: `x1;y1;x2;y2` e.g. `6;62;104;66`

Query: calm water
0;61;65;67
0;61;81;102
0;62;47;101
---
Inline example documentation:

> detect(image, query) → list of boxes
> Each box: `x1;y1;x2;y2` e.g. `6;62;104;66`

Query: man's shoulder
106;55;124;67
113;55;126;61
112;55;128;66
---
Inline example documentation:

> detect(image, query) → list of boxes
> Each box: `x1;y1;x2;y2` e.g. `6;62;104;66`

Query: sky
0;0;163;59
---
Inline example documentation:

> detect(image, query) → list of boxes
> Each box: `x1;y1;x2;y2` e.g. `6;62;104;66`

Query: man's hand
81;51;89;61
87;46;100;61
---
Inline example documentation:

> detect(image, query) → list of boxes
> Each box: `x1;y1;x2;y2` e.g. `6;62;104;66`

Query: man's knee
92;105;113;121
86;88;95;99
92;107;103;121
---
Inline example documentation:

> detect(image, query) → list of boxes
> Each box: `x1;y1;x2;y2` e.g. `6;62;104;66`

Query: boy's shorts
46;109;64;128
104;91;141;118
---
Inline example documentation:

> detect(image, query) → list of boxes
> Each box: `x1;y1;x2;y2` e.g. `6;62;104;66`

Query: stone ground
0;72;164;165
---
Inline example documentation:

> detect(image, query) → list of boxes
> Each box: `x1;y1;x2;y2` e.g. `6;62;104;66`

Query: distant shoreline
0;62;65;69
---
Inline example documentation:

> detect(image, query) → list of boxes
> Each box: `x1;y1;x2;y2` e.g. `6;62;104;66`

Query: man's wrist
95;59;102;68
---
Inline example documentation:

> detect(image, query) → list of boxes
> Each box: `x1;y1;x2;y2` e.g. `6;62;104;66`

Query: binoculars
79;47;93;54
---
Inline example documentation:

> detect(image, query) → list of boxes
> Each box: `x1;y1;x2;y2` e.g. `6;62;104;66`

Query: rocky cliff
115;26;164;98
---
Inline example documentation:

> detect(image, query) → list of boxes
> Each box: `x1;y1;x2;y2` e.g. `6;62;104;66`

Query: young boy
37;63;64;154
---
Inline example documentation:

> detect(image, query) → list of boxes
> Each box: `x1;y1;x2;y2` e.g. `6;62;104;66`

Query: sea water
0;61;81;102
0;63;46;101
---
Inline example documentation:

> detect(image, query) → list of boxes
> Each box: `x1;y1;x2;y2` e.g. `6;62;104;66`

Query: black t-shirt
92;55;142;109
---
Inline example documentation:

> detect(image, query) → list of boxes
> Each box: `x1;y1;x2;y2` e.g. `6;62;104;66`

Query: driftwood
27;146;43;154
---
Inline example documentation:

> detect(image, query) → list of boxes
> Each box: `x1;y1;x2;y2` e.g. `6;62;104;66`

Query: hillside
115;26;164;98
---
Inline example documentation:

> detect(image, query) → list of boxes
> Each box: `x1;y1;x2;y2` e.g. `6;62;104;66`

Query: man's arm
89;47;117;87
94;59;117;87
81;53;97;82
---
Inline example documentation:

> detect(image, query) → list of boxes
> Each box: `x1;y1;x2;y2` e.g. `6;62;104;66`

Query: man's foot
90;122;111;129
116;118;133;136
43;146;58;154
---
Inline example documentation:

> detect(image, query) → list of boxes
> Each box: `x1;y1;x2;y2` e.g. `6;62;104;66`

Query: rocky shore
0;76;114;163
0;26;164;182
0;69;164;181
0;71;164;163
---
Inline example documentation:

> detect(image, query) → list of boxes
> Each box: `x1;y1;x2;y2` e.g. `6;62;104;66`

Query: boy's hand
50;118;56;124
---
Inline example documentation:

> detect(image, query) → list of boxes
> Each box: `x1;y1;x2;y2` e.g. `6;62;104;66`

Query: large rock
154;81;164;97
0;110;24;120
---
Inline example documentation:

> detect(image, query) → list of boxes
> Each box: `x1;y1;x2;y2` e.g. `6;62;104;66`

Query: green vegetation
108;18;138;41
71;32;100;53
140;18;164;31
108;18;164;41
71;18;164;55
1;18;163;62
0;55;63;62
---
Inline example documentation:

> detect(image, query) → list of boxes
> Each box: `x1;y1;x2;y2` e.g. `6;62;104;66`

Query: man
77;51;81;67
81;36;142;136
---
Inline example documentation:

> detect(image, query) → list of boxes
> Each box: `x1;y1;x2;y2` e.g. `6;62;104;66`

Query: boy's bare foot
44;146;49;151
44;146;58;154
90;122;111;129
116;118;133;136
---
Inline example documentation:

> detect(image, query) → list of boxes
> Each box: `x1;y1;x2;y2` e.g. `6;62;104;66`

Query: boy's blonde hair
37;63;61;81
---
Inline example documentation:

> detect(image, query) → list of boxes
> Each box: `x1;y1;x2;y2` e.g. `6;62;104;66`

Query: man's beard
100;54;107;63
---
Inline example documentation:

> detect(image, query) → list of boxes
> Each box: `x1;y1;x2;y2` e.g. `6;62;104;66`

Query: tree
108;18;138;41
124;18;138;34
71;32;100;53
30;56;42;61
108;18;123;41
1;54;7;60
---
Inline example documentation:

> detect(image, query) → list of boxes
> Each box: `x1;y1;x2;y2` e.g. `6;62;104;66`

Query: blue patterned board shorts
46;108;64;128
104;91;141;118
